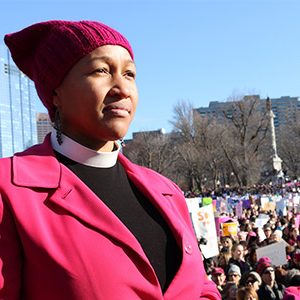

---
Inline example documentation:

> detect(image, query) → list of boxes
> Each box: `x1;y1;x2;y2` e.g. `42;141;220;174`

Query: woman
227;243;251;275
0;20;220;300
236;287;258;300
244;271;262;292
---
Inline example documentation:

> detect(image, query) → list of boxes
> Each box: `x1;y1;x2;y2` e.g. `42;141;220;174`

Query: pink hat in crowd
283;287;300;300
211;267;225;276
256;257;273;275
4;20;134;120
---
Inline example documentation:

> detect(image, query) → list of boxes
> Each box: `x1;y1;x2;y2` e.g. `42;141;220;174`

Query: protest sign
222;222;238;237
185;198;201;213
260;196;276;211
242;199;251;209
276;197;287;216
295;214;300;230
202;197;212;206
255;214;269;228
197;204;219;258
256;241;287;266
235;200;243;219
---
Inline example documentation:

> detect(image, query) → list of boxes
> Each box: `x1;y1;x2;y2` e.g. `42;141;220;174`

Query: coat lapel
118;153;186;244
12;136;147;262
12;136;187;276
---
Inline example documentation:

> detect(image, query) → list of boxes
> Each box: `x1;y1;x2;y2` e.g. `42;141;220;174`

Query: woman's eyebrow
87;56;135;67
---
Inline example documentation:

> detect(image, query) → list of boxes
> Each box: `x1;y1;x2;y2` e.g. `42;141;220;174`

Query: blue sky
1;0;299;139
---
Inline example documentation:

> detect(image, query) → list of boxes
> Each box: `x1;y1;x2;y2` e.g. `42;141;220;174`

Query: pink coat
0;136;220;300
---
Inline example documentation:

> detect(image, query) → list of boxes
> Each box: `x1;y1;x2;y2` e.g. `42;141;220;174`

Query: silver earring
119;138;125;147
54;110;63;145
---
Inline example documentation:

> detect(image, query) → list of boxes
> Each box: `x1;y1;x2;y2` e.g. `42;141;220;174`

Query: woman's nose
108;76;130;99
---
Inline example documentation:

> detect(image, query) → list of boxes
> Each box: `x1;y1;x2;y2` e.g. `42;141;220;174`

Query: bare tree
123;131;178;178
221;95;270;186
277;116;300;179
170;100;227;191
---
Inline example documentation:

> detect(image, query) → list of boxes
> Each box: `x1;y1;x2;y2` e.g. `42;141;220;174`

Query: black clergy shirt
55;152;182;292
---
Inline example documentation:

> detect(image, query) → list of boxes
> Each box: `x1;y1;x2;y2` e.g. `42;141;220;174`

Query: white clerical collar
50;128;119;168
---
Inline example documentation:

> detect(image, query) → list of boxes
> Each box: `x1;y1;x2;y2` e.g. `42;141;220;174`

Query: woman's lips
103;104;131;117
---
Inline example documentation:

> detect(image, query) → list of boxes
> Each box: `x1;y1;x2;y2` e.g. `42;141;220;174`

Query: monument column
266;97;284;181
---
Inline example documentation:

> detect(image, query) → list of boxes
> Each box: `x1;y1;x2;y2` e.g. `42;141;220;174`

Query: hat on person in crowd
227;264;241;277
211;267;225;276
4;20;134;121
247;231;257;237
257;256;272;264
256;257;273;275
283;286;300;300
247;271;262;285
263;223;272;231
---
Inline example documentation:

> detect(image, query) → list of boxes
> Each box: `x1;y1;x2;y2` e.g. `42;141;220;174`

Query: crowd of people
193;183;300;299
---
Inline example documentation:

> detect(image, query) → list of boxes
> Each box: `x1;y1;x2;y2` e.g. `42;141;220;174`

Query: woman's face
261;267;275;286
233;245;244;260
54;45;138;151
246;276;260;291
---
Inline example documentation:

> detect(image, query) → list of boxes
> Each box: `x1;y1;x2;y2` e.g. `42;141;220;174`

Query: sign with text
195;204;219;258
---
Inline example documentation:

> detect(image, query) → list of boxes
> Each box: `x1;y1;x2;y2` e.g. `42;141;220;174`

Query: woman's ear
52;89;60;108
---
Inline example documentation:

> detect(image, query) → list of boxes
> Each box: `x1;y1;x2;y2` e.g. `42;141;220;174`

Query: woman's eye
125;71;136;79
95;68;109;74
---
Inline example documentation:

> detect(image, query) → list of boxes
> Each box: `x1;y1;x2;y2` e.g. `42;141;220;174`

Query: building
0;45;38;157
36;112;52;143
195;95;300;129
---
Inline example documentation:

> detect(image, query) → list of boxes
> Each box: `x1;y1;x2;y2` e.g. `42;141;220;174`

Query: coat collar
12;134;176;196
13;134;61;188
12;135;190;295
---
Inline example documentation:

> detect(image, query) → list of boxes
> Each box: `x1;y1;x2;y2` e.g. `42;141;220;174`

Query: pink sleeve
0;193;22;300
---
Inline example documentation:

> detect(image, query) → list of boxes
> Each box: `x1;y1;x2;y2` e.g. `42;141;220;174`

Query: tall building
195;95;300;129
0;45;38;158
36;112;52;144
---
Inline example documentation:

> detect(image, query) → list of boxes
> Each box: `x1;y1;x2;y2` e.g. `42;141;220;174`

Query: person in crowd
270;230;284;243
218;246;232;271
296;235;300;251
284;269;300;287
236;286;259;300
286;225;299;247
227;264;242;286
256;257;285;300
277;218;288;232
221;236;234;252
290;248;300;271
283;286;300;300
228;243;251;274
246;231;259;248
245;244;259;269
222;281;238;300
245;271;262;292
211;267;226;294
0;20;221;300
260;223;274;246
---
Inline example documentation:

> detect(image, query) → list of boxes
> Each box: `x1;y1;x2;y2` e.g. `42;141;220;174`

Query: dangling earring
119;138;126;147
54;109;63;145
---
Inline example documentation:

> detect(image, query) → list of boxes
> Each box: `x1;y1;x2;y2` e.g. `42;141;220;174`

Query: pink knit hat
4;20;134;120
256;257;273;275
